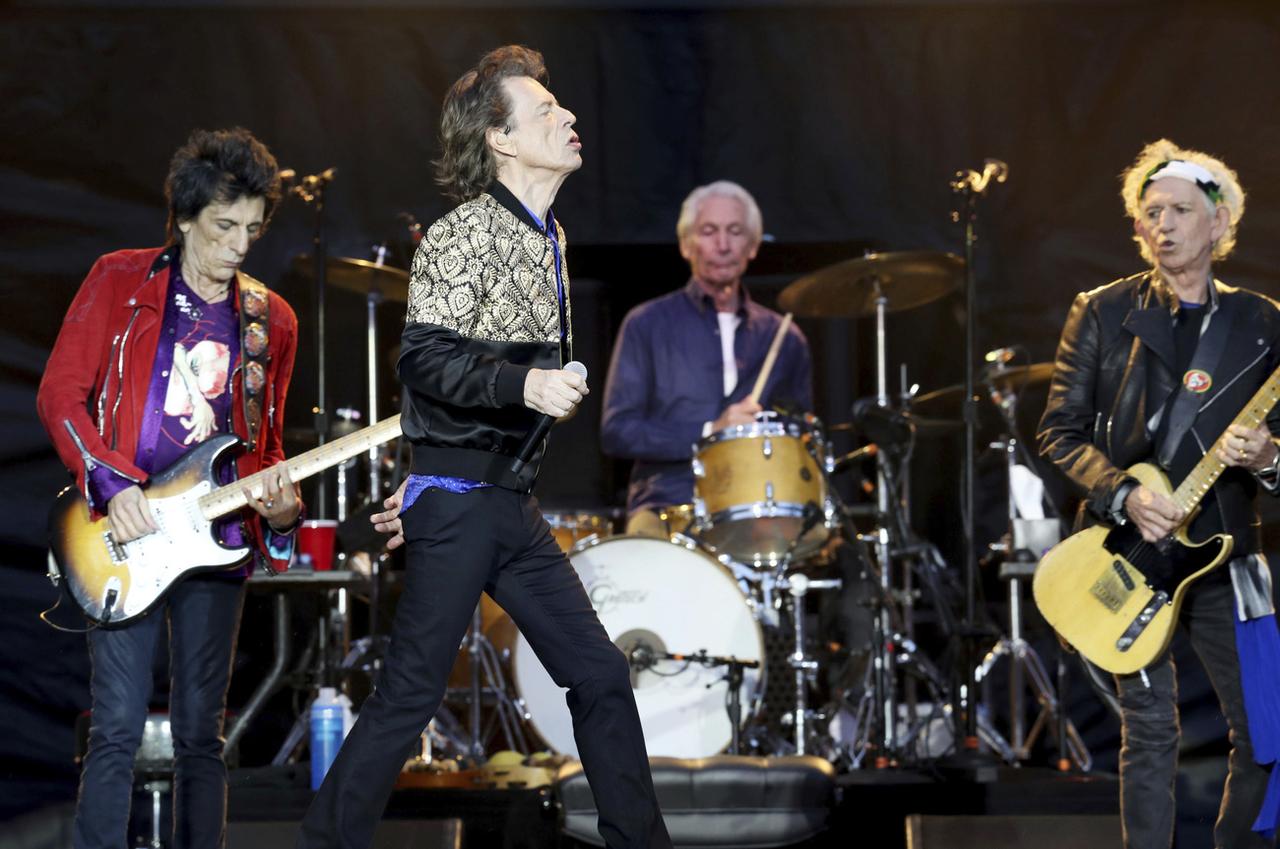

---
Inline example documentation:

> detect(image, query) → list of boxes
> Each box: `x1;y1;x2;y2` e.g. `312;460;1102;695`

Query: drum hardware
776;572;842;756
962;363;1091;770
780;250;962;761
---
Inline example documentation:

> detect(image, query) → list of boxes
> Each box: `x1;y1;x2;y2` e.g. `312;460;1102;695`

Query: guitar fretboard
197;415;403;520
1172;366;1280;514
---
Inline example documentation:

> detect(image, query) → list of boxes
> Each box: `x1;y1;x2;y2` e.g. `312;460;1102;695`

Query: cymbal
913;362;1055;409
293;255;410;302
778;250;963;318
827;413;961;439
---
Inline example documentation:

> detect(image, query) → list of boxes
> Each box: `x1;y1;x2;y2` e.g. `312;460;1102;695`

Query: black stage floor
220;763;1120;849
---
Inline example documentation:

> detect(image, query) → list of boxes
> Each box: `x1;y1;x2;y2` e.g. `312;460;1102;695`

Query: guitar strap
1156;293;1235;470
237;275;270;453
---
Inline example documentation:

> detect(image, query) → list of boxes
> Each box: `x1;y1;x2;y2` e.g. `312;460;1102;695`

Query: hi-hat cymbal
778;250;963;318
913;362;1055;410
293;255;410;302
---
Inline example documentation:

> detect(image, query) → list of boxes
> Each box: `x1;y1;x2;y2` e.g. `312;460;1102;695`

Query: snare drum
692;416;831;565
543;510;615;553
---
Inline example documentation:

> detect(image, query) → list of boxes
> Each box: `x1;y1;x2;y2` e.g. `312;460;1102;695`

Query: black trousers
1115;577;1275;849
75;576;245;849
298;486;671;849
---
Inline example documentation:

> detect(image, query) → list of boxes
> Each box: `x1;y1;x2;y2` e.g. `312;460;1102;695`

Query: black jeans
298;487;671;849
1115;577;1275;849
74;575;245;849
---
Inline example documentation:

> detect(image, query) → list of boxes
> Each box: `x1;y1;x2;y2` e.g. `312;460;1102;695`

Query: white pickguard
113;481;250;617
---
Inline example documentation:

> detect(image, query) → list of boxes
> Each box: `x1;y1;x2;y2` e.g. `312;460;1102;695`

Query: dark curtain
5;1;1280;831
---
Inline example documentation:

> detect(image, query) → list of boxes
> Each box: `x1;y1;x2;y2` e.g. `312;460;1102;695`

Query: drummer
601;180;813;536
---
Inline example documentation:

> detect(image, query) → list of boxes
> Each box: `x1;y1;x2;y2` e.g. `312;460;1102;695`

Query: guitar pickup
103;531;126;564
1115;590;1170;652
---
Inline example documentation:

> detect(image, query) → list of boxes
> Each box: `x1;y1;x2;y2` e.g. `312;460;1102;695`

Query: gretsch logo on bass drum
587;578;648;615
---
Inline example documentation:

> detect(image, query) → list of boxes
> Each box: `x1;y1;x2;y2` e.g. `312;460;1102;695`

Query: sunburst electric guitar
1033;365;1280;674
48;415;402;627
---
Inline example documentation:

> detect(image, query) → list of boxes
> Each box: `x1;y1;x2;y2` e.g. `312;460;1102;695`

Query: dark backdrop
4;0;1280;838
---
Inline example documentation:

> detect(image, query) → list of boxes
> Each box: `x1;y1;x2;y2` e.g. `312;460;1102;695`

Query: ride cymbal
778;250;963;318
292;255;410;303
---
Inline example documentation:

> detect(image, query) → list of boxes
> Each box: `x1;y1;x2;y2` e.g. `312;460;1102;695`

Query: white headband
1141;159;1222;202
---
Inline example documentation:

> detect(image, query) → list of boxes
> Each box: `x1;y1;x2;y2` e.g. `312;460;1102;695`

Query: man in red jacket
37;127;300;849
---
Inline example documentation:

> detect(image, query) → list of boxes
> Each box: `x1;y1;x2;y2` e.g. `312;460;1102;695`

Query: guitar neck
197;415;403;520
1172;365;1280;513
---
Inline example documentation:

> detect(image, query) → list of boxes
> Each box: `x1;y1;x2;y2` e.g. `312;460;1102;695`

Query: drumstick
748;312;793;405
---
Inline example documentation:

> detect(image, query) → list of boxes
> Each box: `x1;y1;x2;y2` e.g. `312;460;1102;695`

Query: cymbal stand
973;385;1091;770
870;281;898;758
436;605;529;759
365;243;388;502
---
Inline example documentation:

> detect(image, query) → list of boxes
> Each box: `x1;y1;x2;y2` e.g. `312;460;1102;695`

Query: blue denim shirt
600;280;813;514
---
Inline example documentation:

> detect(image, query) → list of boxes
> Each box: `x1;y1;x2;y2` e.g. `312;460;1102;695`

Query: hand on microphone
524;367;589;419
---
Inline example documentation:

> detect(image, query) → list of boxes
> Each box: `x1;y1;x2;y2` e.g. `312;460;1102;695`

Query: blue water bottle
310;686;345;790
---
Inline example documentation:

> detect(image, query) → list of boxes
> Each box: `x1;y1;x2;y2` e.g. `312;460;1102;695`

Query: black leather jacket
1038;271;1280;554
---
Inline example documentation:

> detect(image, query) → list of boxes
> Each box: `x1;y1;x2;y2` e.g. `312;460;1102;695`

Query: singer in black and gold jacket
297;46;672;849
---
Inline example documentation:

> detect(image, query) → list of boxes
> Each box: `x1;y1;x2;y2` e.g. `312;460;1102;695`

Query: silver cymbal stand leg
365;254;383;500
784;573;843;756
467;605;484;759
872;282;898;757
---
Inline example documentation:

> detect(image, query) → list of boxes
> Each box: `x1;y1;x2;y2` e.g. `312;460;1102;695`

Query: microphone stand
944;160;1005;773
292;168;337;518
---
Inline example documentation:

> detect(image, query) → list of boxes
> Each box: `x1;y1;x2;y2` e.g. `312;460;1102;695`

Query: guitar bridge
1089;560;1132;613
1115;590;1170;652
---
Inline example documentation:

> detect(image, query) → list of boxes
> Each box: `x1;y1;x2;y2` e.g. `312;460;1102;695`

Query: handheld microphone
509;361;588;476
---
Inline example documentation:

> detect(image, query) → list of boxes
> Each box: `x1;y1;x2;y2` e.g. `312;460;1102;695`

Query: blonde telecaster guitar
1033;366;1280;674
48;415;402;626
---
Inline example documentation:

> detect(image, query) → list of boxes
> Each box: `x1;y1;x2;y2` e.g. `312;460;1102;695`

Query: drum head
512;536;764;758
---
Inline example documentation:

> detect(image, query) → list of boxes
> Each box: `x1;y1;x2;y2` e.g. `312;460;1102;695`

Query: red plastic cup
298;520;339;571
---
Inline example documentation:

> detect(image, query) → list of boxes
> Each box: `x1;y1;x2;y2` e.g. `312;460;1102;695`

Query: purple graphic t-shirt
137;269;240;474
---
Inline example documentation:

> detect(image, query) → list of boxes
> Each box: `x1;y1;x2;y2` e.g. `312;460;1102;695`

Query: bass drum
511;536;765;758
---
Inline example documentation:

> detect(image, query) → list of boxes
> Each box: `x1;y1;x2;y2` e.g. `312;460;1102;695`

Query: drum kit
302;249;1074;774
289;229;1090;772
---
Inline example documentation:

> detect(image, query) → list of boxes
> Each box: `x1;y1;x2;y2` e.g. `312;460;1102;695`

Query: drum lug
765;481;775;504
692;457;705;478
762;437;773;458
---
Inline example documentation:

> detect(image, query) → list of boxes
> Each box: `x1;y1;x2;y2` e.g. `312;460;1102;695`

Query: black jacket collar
486;181;552;235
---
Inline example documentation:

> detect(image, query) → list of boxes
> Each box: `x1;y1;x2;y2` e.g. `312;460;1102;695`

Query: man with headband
1039;139;1280;847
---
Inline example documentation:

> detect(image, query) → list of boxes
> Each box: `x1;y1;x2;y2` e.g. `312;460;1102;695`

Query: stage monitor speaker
226;818;462;849
905;814;1121;849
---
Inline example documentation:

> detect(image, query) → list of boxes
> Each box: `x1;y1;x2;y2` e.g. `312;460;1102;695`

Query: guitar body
1032;462;1233;674
48;435;251;627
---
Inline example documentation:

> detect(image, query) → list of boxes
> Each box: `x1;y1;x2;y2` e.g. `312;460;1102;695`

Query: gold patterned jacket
398;181;572;491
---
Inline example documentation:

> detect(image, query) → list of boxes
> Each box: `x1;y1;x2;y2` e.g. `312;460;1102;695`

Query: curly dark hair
164;127;282;244
434;45;548;203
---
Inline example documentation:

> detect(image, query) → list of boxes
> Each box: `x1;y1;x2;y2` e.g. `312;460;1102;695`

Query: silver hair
676;180;763;247
1120;138;1245;264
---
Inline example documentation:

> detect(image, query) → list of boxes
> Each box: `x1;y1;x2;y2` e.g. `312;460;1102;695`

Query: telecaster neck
1171;365;1280;515
197;415;403;521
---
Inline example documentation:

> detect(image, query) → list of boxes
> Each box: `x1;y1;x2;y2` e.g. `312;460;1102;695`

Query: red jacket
37;246;299;569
